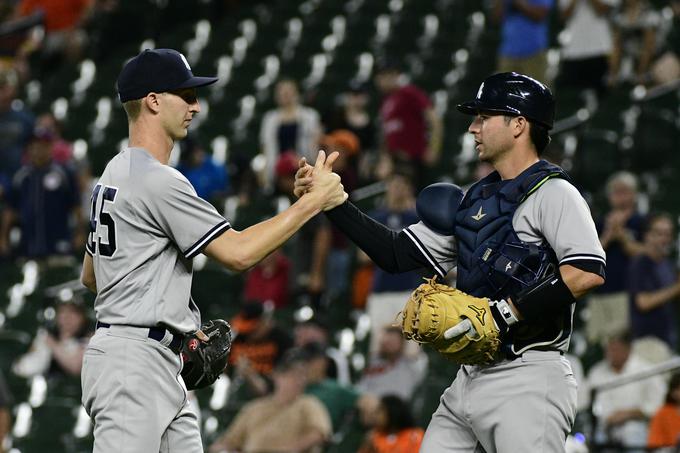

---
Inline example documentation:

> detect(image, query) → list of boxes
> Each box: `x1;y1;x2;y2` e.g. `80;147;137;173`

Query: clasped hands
294;150;347;210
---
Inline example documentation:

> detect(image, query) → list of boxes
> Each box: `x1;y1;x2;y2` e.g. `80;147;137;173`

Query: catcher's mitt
401;278;501;365
180;319;232;390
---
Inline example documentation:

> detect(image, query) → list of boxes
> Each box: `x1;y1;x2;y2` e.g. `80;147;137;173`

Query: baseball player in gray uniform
79;48;347;453
294;72;606;452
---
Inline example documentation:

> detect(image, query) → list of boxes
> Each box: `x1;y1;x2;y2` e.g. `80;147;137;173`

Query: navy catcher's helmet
457;72;555;129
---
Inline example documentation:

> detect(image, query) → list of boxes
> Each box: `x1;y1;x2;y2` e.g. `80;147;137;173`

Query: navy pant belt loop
96;322;183;354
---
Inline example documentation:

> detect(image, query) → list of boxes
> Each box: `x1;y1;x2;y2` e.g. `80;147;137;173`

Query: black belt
96;322;183;354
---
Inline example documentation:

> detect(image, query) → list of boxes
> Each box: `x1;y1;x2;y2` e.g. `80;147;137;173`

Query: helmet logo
476;82;484;99
188;338;200;351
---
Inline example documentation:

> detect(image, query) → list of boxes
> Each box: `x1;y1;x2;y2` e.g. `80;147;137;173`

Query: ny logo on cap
476;82;485;99
179;53;191;71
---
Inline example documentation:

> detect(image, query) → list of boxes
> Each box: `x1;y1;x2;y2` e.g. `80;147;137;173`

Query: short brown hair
122;99;142;121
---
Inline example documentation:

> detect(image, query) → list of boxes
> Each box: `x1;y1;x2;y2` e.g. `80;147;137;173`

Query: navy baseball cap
116;48;218;103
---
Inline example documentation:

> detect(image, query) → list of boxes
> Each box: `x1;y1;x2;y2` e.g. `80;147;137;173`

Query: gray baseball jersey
404;178;606;352
86;147;230;333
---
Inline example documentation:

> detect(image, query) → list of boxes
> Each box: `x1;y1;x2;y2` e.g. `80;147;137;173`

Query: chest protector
454;160;571;353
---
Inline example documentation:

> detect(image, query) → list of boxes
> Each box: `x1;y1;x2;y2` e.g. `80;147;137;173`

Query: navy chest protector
454;160;569;301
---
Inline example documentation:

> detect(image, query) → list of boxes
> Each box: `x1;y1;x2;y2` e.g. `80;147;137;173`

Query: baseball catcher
181;319;233;390
294;72;606;451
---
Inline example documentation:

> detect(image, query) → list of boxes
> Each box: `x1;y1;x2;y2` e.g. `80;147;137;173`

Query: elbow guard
511;272;576;322
415;182;464;235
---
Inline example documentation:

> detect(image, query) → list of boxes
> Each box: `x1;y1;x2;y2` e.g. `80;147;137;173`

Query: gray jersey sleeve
141;167;230;259
403;222;457;278
513;178;606;270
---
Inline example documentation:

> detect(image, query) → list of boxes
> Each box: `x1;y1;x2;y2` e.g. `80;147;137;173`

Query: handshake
293;150;348;211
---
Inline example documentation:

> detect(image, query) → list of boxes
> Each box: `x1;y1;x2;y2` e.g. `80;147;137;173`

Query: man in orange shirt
648;372;680;449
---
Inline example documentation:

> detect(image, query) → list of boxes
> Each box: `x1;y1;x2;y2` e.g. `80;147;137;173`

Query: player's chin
173;127;190;140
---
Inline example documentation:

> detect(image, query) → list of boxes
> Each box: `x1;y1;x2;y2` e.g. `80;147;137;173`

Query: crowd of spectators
0;1;678;452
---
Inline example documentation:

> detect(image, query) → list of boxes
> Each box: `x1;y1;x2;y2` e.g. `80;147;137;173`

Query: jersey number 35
88;183;118;257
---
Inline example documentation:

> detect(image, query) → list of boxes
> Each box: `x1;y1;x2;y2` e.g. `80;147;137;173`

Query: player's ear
144;92;162;114
512;116;528;138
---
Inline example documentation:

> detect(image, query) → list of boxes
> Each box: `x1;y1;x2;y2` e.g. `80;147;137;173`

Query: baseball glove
401;278;501;365
180;319;232;390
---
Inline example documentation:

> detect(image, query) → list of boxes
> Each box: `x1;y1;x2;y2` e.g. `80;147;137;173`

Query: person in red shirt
243;249;291;309
648;372;680;449
374;62;442;187
359;394;424;453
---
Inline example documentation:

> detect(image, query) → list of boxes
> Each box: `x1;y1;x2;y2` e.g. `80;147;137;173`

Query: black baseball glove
180;319;232;390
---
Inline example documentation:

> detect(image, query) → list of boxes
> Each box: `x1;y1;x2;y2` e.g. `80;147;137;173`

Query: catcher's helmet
457;72;555;129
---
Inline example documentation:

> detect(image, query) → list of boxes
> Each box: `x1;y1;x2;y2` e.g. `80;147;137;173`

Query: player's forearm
325;201;427;273
559;264;604;299
208;196;321;272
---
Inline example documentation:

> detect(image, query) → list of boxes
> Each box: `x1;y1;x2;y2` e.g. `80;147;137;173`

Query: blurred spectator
260;79;321;192
0;128;83;258
586;172;645;344
228;166;277;231
374;62;442;186
557;0;620;95
358;394;424;453
610;0;661;86
323;82;377;182
0;370;10;453
587;332;666;451
649;0;680;86
229;301;293;378
14;0;93;69
324;81;376;153
33;112;73;164
356;326;428;402
175;135;229;206
243;249;291;309
648;372;680;450
275;151;332;307
363;169;423;355
299;342;362;432
13;299;92;378
320;129;360;195
628;213;680;351
209;351;332;453
294;316;351;385
0;67;34;196
493;0;554;82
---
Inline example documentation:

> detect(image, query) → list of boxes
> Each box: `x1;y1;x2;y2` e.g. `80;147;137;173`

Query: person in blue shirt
0;129;82;258
493;0;555;82
175;135;229;206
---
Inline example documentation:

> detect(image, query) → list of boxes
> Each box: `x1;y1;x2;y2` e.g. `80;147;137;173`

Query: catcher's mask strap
510;271;575;322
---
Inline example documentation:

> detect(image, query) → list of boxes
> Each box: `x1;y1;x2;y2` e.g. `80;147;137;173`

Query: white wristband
491;299;520;327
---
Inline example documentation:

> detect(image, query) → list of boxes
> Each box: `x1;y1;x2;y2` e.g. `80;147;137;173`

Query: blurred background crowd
0;0;678;452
